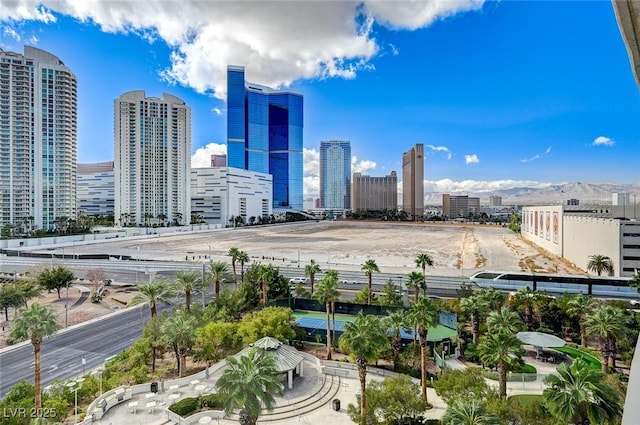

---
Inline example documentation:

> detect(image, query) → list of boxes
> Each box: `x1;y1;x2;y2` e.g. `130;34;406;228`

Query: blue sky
1;1;638;197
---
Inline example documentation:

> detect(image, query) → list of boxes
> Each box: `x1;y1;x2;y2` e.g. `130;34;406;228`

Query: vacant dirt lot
75;220;586;276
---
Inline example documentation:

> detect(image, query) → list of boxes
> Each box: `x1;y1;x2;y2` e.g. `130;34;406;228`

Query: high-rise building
320;140;351;209
443;194;480;218
402;143;424;219
227;65;303;210
77;162;114;217
210;154;227;167
114;91;191;227
489;196;502;207
0;46;77;231
352;171;398;211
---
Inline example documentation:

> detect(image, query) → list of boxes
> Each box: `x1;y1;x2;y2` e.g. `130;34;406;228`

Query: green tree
208;261;231;299
339;312;389;425
383;310;412;369
216;348;283;425
433;368;494;405
630;272;640;293
415;253;433;296
237;250;250;283
130;279;173;318
10;303;61;409
162;313;197;377
378;279;403;307
361;258;380;305
543;359;622;425
587;254;614;276
477;287;505;311
585;305;628;373
257;264;277;304
228;247;240;284
236;306;296;345
194;321;242;367
304;259;321;295
407;296;439;403
442;400;502;425
36;265;75;299
486;307;523;335
173;270;202;312
358;375;427;425
141;316;163;372
511;286;541;330
478;331;523;398
460;295;489;345
567;294;598;347
313;271;340;360
406;271;424;304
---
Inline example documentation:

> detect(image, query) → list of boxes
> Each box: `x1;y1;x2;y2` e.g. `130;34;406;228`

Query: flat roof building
352;171;398;212
443;194;480;218
320;140;351;209
77;162;114;218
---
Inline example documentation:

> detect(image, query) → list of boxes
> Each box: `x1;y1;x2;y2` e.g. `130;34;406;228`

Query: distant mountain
425;182;640;206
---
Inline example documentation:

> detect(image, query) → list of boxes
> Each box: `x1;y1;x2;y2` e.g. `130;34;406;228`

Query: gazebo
233;337;305;390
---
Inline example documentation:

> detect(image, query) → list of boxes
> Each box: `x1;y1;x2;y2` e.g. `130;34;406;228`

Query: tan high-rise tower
402;144;424;220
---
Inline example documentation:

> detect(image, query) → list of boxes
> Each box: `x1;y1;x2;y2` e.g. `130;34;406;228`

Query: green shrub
463;342;479;362
199;393;223;409
169;397;199;416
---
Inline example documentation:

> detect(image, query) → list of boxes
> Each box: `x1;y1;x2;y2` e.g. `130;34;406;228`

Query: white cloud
0;1;483;98
592;136;615;146
352;156;376;174
212;107;223;116
191;142;226;168
545;146;552;155
3;26;20;41
304;148;320;177
304;175;320;198
520;154;540;163
464;154;479;164
425;144;452;160
424;179;555;194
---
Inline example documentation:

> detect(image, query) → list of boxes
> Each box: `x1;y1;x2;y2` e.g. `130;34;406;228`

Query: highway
0;256;469;398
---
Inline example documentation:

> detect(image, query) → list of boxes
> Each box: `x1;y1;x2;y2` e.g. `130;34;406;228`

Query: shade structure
233;337;304;373
516;331;566;348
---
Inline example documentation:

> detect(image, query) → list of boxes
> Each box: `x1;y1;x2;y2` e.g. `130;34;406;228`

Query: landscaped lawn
555;346;602;371
509;394;543;406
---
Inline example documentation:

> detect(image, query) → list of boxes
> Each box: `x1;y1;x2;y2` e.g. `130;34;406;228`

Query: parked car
342;280;359;285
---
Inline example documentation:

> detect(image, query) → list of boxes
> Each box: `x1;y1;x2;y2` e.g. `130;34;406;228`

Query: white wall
563;216;621;276
521;205;563;257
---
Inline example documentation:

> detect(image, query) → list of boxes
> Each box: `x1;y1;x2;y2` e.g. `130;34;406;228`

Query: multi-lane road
0;256;469;397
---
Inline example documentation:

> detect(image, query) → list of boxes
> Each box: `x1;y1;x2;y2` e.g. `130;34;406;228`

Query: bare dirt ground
3;220;585;348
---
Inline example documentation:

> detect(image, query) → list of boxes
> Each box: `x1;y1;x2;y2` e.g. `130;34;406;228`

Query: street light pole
65;281;69;327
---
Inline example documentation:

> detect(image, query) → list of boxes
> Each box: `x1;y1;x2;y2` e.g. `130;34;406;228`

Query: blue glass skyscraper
320;140;351;209
227;66;303;210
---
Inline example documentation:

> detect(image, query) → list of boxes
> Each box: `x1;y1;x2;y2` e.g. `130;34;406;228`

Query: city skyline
1;1;638;199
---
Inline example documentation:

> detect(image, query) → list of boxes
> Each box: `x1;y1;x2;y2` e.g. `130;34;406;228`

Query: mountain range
424;182;640;206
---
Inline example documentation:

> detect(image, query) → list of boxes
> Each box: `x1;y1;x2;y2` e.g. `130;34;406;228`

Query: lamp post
66;377;84;424
65;281;69;327
92;368;104;396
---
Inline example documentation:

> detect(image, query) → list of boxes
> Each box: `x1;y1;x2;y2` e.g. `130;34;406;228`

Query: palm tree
406;271;424;304
383;310;412;369
567;294;598;347
10;303;61;409
407;296;439;403
228;247;240;283
631;272;640;290
313;271;340;360
442;400;502;425
173;270;201;312
257;264;276;304
543;359;622;425
478;331;523;398
304;259;321;295
361;259;380;305
131;279;173;317
512;286;540;330
237;250;250;283
486;306;523;335
415;253;433;296
587;254;614;276
208;261;230;298
162;313;197;377
338;312;389;425
216;348;283;425
460;295;489;345
585;305;627;373
477;287;505;311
